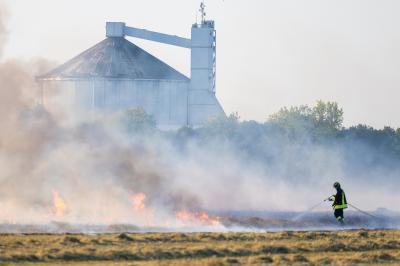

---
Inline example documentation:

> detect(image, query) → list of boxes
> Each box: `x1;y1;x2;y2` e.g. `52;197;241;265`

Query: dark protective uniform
331;188;348;222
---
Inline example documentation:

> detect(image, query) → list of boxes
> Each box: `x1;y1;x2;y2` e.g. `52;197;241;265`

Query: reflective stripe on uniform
334;192;348;209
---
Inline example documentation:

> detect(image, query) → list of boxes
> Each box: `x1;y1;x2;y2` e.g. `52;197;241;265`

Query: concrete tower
189;3;223;125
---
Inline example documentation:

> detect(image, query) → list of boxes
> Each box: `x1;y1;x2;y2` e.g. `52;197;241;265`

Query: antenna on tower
199;1;206;24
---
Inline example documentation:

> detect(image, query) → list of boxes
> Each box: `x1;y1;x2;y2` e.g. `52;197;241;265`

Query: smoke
0;3;399;231
0;3;7;58
0;3;211;227
0;16;199;224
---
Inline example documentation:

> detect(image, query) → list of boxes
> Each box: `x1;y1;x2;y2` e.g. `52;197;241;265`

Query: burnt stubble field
0;230;399;265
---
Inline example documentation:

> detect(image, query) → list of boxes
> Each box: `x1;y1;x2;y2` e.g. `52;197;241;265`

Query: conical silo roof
39;37;189;81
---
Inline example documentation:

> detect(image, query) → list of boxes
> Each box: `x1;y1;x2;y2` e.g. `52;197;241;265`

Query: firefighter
328;182;348;223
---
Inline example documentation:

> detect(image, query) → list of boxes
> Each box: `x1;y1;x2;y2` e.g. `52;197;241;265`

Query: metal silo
38;3;225;128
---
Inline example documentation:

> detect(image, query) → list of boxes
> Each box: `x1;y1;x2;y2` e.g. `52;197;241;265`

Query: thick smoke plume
0;4;214;227
0;3;399;231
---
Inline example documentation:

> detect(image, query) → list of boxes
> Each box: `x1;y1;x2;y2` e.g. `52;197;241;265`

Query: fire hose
347;203;380;219
324;197;380;219
293;198;381;221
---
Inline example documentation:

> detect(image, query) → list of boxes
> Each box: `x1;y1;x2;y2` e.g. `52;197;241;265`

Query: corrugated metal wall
42;79;189;128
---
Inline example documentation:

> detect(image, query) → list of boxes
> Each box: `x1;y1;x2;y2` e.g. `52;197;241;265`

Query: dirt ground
0;230;399;265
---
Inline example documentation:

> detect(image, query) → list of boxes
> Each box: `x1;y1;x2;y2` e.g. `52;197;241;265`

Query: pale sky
2;0;400;128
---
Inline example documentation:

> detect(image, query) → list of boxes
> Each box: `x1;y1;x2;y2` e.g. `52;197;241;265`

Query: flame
52;190;67;218
130;193;154;227
131;193;146;211
175;210;220;227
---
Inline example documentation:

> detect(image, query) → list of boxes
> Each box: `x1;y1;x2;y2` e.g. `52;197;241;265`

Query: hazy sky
2;0;400;128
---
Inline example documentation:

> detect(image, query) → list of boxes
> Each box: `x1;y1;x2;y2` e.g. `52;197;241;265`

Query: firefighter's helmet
333;182;341;189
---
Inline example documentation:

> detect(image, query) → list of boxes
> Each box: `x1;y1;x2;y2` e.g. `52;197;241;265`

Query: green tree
120;108;157;134
176;126;196;139
382;126;395;135
268;101;344;139
201;112;240;138
311;101;343;131
268;105;312;126
268;105;314;137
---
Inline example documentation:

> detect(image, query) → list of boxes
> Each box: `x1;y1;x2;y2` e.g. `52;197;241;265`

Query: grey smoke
0;3;399;230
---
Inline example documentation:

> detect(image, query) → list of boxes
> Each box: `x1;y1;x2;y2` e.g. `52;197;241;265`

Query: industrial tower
105;2;222;126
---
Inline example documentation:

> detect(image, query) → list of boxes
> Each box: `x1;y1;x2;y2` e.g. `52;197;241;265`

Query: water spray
292;200;326;221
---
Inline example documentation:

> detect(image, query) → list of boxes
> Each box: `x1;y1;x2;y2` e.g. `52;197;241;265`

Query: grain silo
37;3;225;128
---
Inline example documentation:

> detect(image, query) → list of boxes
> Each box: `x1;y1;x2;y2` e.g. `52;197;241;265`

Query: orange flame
52;190;67;218
131;193;146;211
130;193;154;227
175;210;220;227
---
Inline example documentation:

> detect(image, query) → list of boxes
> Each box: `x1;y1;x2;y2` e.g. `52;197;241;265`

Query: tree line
118;101;400;166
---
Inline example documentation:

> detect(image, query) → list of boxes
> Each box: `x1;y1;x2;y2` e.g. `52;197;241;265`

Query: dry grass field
0;230;399;265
